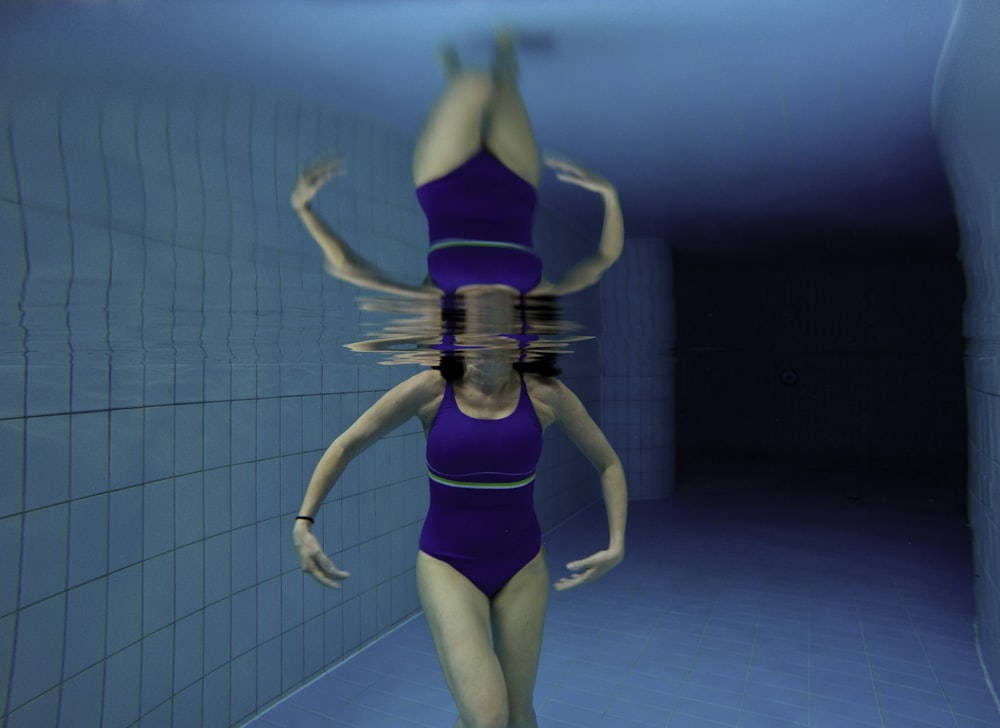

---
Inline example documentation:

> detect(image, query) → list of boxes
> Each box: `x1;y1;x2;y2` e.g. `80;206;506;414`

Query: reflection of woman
294;288;627;728
291;31;624;299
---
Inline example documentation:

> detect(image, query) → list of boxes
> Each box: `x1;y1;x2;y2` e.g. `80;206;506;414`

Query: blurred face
452;286;523;363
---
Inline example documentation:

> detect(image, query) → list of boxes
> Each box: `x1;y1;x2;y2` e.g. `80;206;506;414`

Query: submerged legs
412;31;540;189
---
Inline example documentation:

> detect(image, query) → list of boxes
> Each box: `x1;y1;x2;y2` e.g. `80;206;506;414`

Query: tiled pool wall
598;239;675;501
933;0;1000;697
0;71;672;727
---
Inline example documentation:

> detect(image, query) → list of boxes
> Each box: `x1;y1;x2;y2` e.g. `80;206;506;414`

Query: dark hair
434;354;466;382
432;293;562;380
514;354;562;378
434;353;561;381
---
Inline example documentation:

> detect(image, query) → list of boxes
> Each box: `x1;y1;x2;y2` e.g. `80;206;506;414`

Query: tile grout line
238;610;426;728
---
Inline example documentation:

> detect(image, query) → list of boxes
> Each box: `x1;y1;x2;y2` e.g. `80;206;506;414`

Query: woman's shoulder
523;373;572;426
388;369;444;419
523;372;566;395
524;374;587;410
398;369;446;398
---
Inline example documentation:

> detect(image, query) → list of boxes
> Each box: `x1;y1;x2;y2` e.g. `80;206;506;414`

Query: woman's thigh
416;550;508;725
412;73;492;187
490;548;549;720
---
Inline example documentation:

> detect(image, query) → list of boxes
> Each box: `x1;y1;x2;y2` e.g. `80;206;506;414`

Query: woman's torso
426;375;544;487
416;372;556;434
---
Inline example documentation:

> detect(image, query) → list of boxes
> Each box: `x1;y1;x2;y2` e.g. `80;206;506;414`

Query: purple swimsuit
420;377;544;597
416;148;543;294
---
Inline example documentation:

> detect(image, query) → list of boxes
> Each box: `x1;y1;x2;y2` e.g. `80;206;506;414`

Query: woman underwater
292;33;628;728
291;32;624;299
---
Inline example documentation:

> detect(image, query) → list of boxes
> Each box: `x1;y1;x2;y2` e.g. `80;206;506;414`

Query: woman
293;35;627;728
291;31;624;299
293;289;627;728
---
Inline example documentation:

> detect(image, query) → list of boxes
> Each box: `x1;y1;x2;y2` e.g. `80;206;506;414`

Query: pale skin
294;360;627;728
293;34;628;728
291;32;625;300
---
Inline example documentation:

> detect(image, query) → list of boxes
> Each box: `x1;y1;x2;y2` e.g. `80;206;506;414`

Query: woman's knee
458;687;537;728
507;704;538;728
447;71;494;102
458;704;509;728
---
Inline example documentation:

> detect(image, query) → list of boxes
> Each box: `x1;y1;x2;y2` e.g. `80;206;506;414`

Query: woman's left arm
543;379;628;590
539;157;625;297
292;157;438;299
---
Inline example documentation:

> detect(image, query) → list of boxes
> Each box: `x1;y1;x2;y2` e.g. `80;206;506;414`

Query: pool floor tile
245;488;1000;727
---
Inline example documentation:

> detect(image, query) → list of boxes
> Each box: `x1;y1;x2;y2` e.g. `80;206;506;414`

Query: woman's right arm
538;156;624;297
294;370;441;587
292;158;439;299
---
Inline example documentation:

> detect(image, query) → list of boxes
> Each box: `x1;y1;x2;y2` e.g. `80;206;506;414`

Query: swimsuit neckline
447;378;527;422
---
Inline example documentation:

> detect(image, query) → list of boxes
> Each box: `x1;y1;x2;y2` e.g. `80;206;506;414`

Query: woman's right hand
291;157;345;212
544;155;617;197
294;521;350;588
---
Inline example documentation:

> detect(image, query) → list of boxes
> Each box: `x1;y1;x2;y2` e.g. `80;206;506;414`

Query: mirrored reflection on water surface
348;290;593;368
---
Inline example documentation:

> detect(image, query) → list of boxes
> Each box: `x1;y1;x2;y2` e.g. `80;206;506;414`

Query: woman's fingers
291;157;345;208
553;550;622;591
304;157;344;185
307;551;350;589
553;573;588;591
543;154;581;176
544;155;610;193
295;527;351;589
553;557;595;591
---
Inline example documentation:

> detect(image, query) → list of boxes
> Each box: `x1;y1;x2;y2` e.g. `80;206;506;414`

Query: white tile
103;558;142;648
173;611;204;691
24;415;70;509
173;541;205;624
142;477;175;558
279;453;303;516
102;642;141;728
0;421;24;517
255;457;280;522
67;494;108;588
140;626;174;714
58;663;104;727
143;406;175;483
108;487;142;572
9;87;65;211
8;592;65;712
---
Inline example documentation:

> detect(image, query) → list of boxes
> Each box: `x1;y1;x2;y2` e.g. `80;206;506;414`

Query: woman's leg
490;548;549;728
417;551;509;728
482;31;541;188
413;33;540;189
412;49;493;187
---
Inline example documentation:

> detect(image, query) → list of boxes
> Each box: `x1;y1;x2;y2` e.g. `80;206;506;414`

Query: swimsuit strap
440;373;532;420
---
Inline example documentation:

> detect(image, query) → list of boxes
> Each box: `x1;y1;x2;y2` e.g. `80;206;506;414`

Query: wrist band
295;515;315;524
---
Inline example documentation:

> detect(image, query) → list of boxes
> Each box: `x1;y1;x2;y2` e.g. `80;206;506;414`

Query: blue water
0;63;619;728
248;492;998;727
3;3;995;727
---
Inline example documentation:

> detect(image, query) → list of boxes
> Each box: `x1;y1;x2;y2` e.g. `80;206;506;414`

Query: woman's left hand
545;155;616;197
291;156;345;211
553;547;624;591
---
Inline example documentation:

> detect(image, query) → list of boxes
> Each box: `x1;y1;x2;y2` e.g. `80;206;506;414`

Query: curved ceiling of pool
0;0;960;255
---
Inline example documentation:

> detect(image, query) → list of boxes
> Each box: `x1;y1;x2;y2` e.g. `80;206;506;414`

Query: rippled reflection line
349;292;592;367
